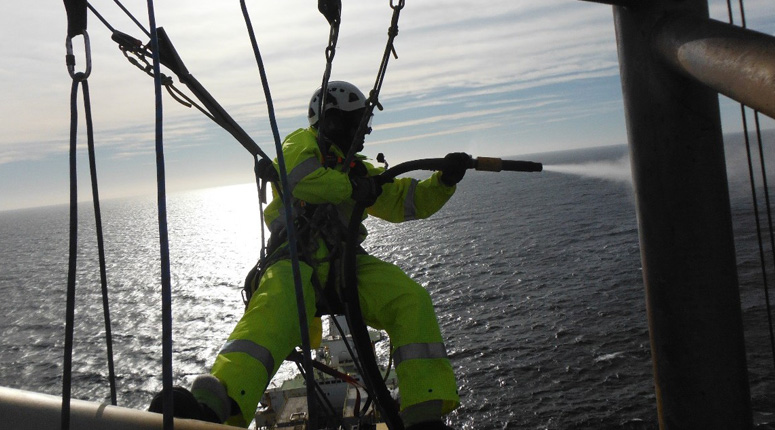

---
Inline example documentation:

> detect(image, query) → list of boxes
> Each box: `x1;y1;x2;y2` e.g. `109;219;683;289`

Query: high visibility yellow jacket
206;127;460;426
264;127;456;238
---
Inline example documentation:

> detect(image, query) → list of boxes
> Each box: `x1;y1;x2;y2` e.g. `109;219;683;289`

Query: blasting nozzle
474;157;543;173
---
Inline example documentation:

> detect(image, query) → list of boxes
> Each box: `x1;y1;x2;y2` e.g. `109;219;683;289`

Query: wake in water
543;155;632;183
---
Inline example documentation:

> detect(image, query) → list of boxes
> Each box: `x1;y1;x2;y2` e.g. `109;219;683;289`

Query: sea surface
1;144;774;429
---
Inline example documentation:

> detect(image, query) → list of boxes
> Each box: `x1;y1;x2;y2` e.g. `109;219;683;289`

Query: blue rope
239;1;318;424
145;2;175;429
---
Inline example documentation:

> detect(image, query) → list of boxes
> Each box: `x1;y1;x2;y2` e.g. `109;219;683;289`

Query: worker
151;81;468;429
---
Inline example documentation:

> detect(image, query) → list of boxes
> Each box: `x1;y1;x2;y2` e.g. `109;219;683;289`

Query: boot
148;386;220;423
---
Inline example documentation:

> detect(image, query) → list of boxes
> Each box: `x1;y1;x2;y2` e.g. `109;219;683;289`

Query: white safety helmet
308;81;367;128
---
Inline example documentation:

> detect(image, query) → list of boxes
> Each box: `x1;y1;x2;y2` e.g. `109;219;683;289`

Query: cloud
3;0;775;210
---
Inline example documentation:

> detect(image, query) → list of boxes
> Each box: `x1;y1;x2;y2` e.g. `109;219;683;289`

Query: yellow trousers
210;253;459;426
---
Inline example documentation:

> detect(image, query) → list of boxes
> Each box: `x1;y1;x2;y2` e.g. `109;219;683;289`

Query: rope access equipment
61;2;117;430
60;3;546;430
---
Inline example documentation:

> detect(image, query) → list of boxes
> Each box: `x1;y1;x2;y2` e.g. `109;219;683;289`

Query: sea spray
543;155;632;183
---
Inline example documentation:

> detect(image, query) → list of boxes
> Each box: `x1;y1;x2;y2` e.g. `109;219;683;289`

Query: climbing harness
59;2;544;430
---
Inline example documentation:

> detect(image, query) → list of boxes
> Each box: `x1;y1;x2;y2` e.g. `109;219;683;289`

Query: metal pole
655;13;775;119
613;1;752;428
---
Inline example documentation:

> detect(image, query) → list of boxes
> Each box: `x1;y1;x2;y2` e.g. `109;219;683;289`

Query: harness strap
63;0;87;38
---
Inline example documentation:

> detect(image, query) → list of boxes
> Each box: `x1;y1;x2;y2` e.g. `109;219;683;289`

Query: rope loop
65;30;92;80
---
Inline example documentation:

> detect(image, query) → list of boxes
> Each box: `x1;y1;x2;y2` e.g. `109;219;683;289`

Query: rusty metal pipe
655;13;775;119
614;1;753;427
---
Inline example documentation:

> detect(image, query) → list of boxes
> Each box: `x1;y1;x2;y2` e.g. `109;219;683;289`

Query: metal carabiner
65;30;92;79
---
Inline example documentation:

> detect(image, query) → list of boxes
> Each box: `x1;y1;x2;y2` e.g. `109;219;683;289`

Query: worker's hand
440;152;472;186
351;176;387;206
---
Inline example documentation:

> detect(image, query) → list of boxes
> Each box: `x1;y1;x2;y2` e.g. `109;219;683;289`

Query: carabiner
65;30;92;79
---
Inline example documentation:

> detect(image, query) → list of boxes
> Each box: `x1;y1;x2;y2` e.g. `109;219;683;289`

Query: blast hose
341;155;541;430
381;156;542;178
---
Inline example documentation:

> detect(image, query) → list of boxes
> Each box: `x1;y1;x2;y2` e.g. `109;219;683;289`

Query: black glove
351;176;386;207
440;152;472;186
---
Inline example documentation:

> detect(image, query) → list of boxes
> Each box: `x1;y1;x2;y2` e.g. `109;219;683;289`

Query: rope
113;0;151;37
144;2;175;429
239;0;318;425
752;114;775;368
62;74;82;430
84;79;119;406
63;1;118;425
341;0;405;173
87;2;270;160
63;47;118;424
337;3;408;429
726;0;775;371
316;0;341;154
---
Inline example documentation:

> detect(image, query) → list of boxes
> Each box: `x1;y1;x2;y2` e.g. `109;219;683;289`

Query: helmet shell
308;81;367;127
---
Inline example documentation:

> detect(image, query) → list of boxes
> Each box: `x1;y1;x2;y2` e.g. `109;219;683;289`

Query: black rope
316;0;341;154
753;114;775;368
113;0;151;37
62;3;91;428
86;2;116;33
253;155;268;260
62;63;120;426
239;0;318;426
336;4;408;429
86;2;270;160
144;2;175;430
83;79;118;406
62;73;82;430
726;0;775;371
341;0;405;174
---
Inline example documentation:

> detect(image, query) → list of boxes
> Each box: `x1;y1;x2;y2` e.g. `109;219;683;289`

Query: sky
1;0;774;211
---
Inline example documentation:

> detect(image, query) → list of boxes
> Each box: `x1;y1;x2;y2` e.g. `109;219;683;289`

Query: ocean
1;144;773;429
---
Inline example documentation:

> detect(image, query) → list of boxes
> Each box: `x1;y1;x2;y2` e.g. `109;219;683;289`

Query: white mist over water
543;155;632;183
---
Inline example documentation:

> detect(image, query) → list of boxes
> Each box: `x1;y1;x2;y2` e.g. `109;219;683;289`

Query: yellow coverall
208;127;460;426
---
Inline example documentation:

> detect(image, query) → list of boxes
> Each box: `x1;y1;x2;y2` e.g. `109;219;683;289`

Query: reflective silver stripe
403;179;419;221
220;339;275;373
393;342;448;367
287;157;322;196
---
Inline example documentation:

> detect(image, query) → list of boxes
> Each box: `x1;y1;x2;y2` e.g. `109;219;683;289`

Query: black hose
382;157;542;179
341;155;542;430
342;201;403;430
